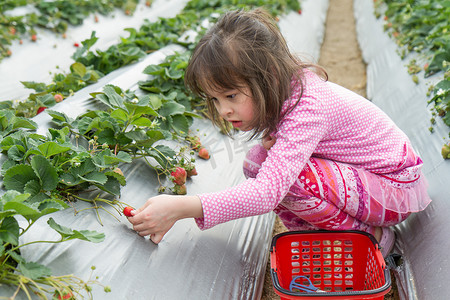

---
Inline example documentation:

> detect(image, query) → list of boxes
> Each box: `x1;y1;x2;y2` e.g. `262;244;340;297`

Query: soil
260;1;399;299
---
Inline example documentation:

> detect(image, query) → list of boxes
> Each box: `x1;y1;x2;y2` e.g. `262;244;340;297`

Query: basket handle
270;246;277;270
375;244;386;269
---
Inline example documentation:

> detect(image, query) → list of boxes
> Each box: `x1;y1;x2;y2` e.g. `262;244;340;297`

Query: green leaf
47;218;105;243
38;141;71;158
131;117;154;127
31;155;59;191
0;217;19;245
96;175;121;195
19;262;52;280
158;101;185;117
104;170;126;186
12;117;37;130
71;62;87;77
78;171;108;184
171;114;190;135
3;164;39;193
102;85;125;109
4;201;41;222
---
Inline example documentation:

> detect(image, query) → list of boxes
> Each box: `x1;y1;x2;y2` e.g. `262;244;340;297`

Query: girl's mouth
230;121;243;128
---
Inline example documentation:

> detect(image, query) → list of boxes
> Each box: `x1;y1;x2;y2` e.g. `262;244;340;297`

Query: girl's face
208;85;255;131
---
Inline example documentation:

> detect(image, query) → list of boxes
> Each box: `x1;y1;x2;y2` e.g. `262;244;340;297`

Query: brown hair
185;8;327;139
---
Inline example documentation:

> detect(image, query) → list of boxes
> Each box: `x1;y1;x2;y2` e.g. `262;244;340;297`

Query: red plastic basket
270;230;391;300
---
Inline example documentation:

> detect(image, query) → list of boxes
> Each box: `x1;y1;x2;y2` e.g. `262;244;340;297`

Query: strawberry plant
374;0;450;155
0;190;109;299
0;0;146;62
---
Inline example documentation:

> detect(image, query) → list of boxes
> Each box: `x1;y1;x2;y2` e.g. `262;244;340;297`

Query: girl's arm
127;195;203;244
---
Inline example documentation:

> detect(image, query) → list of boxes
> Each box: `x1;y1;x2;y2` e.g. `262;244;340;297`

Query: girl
127;8;431;257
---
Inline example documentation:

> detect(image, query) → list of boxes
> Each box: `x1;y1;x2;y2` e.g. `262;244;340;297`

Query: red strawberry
36;107;47;114
6;50;12;56
73;42;80;47
171;167;187;185
298;9;302;14
198;148;210;160
145;1;152;6
54;94;63;103
424;63;429;71
173;184;186;195
123;206;134;217
54;291;74;300
186;167;198;177
31;34;37;42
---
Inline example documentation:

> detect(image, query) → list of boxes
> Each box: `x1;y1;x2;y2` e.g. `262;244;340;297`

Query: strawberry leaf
37;141;72;158
31;155;58;191
47;217;105;243
19;262;52;280
0;216;19;245
3;164;39;193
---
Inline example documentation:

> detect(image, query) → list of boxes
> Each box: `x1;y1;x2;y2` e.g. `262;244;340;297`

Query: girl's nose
216;101;233;118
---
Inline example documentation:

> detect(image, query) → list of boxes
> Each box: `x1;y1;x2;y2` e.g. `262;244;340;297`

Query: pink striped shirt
195;70;416;230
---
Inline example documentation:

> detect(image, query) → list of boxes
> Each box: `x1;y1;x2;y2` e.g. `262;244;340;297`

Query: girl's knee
243;144;267;178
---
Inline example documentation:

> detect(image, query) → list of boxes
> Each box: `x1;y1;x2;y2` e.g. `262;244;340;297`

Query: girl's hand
127;195;202;244
262;135;276;150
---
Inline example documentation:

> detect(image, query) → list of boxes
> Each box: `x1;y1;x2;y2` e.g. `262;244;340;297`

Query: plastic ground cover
354;1;450;299
0;0;329;299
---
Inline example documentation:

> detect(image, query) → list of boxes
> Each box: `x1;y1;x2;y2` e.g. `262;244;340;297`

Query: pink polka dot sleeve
195;70;411;230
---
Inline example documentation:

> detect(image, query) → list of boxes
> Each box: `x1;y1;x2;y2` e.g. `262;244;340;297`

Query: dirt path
261;1;398;299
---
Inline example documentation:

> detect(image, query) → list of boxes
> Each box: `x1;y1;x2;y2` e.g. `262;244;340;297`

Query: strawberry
424;63;429;71
186;167;198;177
173;184;186;195
19;39;23;45
442;144;450;159
31;34;37;42
36;107;47;114
54;94;63;103
54;291;74;300
171;167;187;185
123;206;134;217
298;9;302;14
6;50;12;57
62;33;67;39
145;0;151;6
94;15;99;23
9;27;16;35
73;42;80;47
198;148;210;160
113;167;124;176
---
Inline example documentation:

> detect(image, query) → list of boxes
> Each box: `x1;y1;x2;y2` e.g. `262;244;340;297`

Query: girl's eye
227;94;236;99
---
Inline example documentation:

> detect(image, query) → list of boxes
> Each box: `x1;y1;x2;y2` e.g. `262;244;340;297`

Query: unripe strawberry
174;184;187;195
171;167;187;185
441;143;450;159
198;148;210;160
186;167;198;177
54;93;63;102
113;167;124;176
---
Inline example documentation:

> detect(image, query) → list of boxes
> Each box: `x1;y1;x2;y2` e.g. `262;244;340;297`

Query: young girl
127;8;431;256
